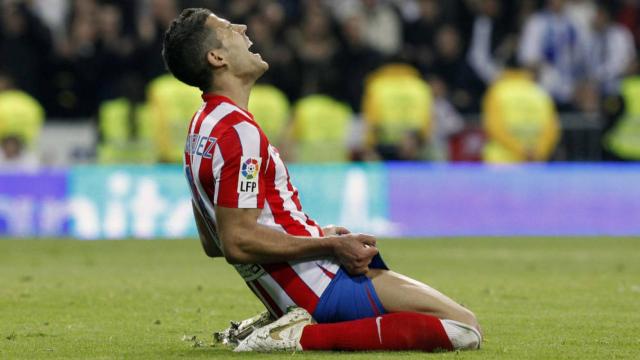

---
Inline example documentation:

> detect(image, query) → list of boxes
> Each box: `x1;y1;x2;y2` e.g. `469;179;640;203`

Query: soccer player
163;8;482;352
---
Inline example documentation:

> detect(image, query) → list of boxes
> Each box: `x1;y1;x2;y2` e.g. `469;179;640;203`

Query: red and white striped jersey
184;94;340;317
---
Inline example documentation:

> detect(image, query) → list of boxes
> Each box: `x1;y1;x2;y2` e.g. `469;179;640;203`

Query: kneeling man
162;8;482;352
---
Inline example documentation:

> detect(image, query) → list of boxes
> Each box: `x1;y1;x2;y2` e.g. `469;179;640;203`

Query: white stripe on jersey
247;281;278;316
268;145;321;237
211;143;224;204
190;102;238;217
233;121;262;208
257;202;287;233
233;107;252;119
289;260;335;297
256;274;297;314
188;102;206;136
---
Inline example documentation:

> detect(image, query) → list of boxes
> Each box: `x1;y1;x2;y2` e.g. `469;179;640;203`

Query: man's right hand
331;233;379;276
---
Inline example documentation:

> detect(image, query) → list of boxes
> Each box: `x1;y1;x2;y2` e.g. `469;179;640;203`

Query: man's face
205;14;268;80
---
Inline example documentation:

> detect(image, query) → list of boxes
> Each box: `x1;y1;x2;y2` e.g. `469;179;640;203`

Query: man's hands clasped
329;233;378;276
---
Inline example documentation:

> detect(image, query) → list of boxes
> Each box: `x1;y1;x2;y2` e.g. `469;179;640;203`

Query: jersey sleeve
214;121;267;209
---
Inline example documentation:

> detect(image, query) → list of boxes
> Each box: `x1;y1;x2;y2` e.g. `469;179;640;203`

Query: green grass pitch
1;237;639;359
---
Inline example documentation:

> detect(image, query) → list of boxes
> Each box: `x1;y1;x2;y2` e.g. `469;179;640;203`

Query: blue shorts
312;254;388;323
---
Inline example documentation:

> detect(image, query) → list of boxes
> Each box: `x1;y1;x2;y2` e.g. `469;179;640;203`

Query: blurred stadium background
1;0;639;239
2;1;640;359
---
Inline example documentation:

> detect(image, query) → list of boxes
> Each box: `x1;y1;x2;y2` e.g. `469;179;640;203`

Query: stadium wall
1;163;639;239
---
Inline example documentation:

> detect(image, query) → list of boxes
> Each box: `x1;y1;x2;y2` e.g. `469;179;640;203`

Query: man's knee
458;307;480;331
416;301;479;332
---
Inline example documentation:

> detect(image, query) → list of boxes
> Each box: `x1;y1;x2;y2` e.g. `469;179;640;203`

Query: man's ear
207;49;226;69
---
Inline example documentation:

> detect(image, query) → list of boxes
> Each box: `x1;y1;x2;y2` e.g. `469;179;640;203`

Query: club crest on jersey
238;157;261;194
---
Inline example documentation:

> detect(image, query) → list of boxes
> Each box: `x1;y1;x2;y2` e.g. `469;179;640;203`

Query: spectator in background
248;1;301;101
515;0;539;31
136;0;178;82
334;15;383;112
565;0;596;38
482;60;560;163
49;0;101;118
468;0;518;86
518;0;586;110
349;0;403;58
0;1;53;104
403;0;441;74
430;24;482;113
290;3;340;97
438;0;476;44
31;0;71;46
586;4;636;97
226;0;259;23
95;2;136;102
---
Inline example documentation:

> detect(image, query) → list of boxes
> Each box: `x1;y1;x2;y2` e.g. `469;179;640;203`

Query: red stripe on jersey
284;167;324;235
264;155;311;236
251;280;284;317
316;263;336;279
262;263;319;314
306;217;323;236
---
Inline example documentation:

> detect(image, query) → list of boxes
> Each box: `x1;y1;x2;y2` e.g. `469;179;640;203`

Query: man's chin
255;59;269;77
260;60;269;72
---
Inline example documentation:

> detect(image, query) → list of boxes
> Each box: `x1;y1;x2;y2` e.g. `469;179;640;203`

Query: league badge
238;157;261;194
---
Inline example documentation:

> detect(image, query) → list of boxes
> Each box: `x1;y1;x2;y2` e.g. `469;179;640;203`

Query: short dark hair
162;8;219;91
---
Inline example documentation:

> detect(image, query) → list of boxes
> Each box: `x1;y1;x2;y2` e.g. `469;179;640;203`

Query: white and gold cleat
214;311;274;346
233;307;314;352
441;319;482;350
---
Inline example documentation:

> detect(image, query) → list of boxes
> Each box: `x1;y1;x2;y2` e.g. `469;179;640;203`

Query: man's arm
193;202;224;258
215;206;378;275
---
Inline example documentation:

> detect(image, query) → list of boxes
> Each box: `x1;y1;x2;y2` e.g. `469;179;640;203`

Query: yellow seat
249;84;290;144
291;95;353;163
147;74;202;163
605;76;640;160
482;70;560;163
0;90;44;149
362;64;432;148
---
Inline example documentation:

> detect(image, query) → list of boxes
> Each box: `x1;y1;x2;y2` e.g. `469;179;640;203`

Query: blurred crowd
2;0;640;165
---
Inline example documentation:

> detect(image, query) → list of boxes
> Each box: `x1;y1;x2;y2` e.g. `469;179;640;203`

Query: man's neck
209;75;254;109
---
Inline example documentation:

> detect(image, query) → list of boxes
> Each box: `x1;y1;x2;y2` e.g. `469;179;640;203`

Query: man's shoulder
210;109;267;151
202;101;253;124
194;101;264;137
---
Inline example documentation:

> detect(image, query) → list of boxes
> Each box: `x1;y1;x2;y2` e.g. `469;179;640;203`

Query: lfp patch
238;157;261;194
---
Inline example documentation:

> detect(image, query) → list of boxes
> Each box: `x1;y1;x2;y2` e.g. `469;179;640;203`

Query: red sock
299;312;453;352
